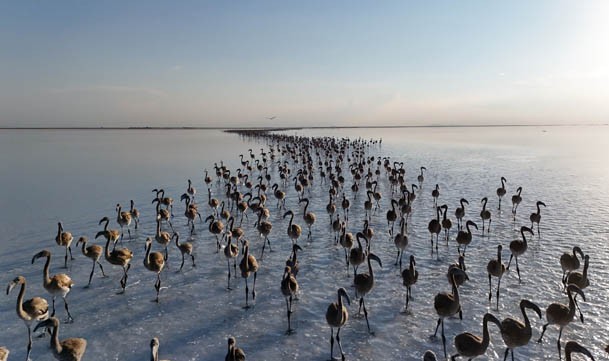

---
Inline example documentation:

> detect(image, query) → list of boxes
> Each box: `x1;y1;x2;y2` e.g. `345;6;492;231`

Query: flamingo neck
104;238;112;259
144;243;151;267
450;273;461;305
481;316;492;350
15;281;27;320
243;246;250;267
521;230;528;248
49;323;62;356
42;256;51;287
521;304;531;331
582;259;589;278
567;290;577;319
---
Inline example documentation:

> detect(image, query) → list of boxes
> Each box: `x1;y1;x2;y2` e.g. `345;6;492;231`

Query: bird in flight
266;116;277;120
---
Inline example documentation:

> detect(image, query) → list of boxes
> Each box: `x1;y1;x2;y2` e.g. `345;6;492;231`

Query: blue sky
1;1;607;127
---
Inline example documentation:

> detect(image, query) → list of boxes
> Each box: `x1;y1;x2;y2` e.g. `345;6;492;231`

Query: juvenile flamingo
299;197;316;239
143;238;165;303
431;184;440;207
129;200;140;229
560;246;585;285
511;186;523;221
479;197;492;235
401;255;418;312
34;317;87;361
496;176;507;210
239;240;258;308
173;232;195;272
456;220;477;256
565;254;590;290
354;252;382;334
451;313;502;361
103;234;133;294
31;250;74;322
150;337;171;361
434;269;468;359
565;341;595;361
487;244;506;310
349;232;367;278
6;276;49;361
537;284;586;358
417;166;426;187
115;203;132;241
440;204;452;244
283;210;302;245
455;198;468;230
225;337;246;361
224;235;239;290
326;287;350;361
280;266;299;334
447;255;468;287
506;226;534;283
75;236;106;287
428;206;442;253
499;299;542;361
529;201;546;235
55;222;74;268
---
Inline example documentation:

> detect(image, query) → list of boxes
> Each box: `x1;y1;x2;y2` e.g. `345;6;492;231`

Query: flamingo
499;299;542;361
326;288;350;361
506;226;534;283
496;176;507;210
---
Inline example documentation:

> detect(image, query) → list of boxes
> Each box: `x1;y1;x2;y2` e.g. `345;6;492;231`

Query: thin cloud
47;85;168;97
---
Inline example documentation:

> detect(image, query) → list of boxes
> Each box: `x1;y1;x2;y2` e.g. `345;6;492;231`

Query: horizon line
0;123;607;131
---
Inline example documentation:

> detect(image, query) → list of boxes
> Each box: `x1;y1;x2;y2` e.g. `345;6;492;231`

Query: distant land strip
0;123;606;131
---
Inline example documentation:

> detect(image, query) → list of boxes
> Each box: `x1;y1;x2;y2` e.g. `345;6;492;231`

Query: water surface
0;126;607;360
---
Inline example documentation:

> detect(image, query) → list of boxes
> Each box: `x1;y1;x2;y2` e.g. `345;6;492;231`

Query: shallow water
0;126;607;360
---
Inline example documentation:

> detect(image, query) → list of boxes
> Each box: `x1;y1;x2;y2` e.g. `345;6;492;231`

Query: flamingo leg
329;327;335;360
537;323;549;343
64;297;74;322
557;327;563;358
87;261;95;286
180;253;185;271
496;276;502;309
227;260;232;290
98;261;107;277
27;325;33;361
252;271;257;301
155;273;161;303
441;318;447;358
336;327;345;361
244;277;250;308
488;274;492;302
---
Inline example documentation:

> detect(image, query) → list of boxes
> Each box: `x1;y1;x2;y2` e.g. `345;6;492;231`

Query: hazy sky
1;1;608;127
